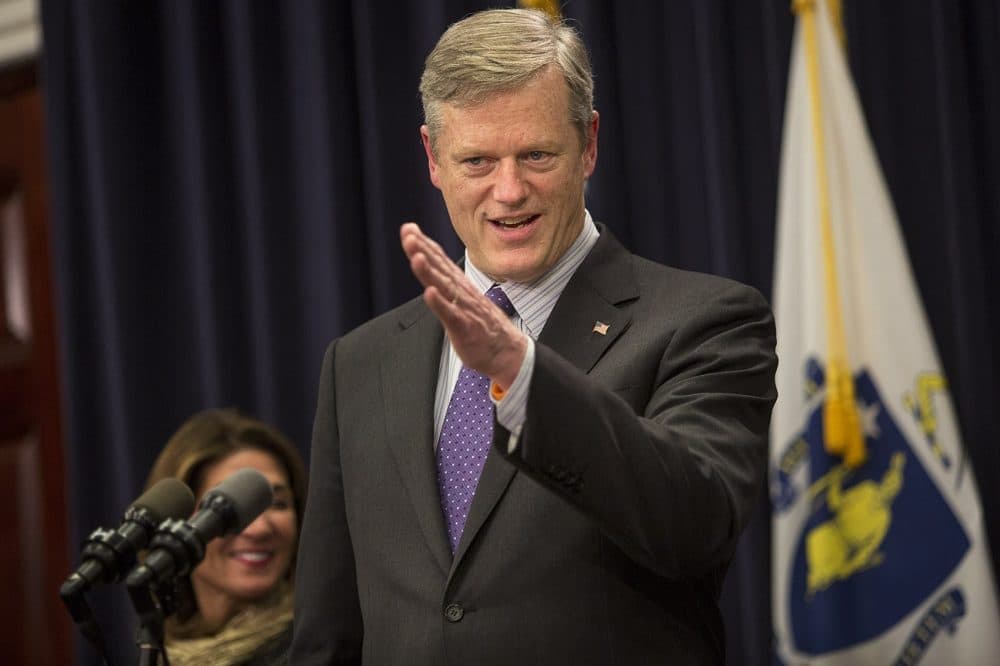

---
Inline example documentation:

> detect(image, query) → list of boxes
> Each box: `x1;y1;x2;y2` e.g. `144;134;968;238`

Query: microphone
126;467;273;590
60;477;195;598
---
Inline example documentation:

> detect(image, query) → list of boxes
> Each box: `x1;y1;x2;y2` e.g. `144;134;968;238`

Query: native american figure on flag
805;451;905;595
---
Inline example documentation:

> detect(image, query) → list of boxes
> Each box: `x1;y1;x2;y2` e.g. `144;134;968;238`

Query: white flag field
770;1;1000;664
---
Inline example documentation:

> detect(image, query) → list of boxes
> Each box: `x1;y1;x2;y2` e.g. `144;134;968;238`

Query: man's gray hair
420;8;594;152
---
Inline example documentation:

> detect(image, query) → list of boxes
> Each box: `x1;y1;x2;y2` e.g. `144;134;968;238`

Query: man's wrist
493;337;534;439
490;333;530;390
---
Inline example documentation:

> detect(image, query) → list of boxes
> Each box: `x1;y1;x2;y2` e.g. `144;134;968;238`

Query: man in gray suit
290;8;776;665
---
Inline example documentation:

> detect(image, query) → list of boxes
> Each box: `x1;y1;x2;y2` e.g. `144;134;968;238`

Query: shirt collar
465;210;599;337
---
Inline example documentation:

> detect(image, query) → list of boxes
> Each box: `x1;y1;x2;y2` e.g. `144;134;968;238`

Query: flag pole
792;0;866;468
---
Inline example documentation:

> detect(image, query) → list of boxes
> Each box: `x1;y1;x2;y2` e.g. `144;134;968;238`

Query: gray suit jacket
290;227;777;665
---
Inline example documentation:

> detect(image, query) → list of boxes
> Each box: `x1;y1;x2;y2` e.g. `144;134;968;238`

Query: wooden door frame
0;59;73;665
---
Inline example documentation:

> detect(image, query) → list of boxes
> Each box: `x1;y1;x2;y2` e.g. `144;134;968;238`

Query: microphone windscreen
130;477;195;522
205;468;273;531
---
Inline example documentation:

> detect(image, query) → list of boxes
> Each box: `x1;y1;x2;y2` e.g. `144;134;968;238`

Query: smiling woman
143;408;307;666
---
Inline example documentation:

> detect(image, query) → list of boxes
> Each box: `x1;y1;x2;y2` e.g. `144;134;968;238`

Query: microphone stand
126;522;192;666
60;524;131;666
58;579;111;666
127;581;169;666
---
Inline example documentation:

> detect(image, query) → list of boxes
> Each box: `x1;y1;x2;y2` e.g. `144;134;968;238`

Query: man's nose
493;159;528;205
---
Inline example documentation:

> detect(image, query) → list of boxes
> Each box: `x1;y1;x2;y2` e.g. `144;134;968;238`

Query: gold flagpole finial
517;0;563;21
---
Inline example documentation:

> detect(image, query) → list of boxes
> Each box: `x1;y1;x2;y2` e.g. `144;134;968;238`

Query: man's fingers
423;284;481;340
410;251;460;300
401;223;468;302
400;223;501;348
402;223;523;379
401;223;459;277
402;231;466;315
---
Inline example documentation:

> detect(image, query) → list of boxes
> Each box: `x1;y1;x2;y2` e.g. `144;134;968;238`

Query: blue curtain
40;1;1000;664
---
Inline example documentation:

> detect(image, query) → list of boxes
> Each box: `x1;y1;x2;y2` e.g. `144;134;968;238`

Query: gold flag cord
826;0;846;50
793;0;866;468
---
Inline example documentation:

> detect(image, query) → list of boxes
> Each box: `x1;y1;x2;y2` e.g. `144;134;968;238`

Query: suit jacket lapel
537;228;637;371
381;299;452;575
450;227;639;572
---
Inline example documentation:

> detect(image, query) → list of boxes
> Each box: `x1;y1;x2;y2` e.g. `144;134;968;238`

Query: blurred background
0;0;996;664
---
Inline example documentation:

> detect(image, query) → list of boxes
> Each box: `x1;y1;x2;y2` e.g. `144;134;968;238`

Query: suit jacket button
444;602;464;622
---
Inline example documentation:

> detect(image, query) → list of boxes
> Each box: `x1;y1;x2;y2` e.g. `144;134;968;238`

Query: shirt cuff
491;336;534;452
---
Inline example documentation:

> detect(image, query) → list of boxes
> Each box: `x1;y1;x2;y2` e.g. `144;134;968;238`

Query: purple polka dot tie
437;286;516;553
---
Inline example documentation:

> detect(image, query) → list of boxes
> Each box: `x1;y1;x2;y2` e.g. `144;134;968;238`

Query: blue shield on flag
775;360;969;654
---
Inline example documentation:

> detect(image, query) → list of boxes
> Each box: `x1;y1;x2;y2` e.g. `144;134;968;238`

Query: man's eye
527;151;546;161
464;157;484;166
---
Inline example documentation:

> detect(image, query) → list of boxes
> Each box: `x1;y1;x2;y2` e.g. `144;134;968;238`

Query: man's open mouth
489;214;539;229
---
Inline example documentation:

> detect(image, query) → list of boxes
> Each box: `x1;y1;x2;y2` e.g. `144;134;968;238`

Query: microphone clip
143;518;206;582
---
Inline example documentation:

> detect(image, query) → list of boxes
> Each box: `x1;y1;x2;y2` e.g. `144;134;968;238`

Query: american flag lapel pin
593;321;610;335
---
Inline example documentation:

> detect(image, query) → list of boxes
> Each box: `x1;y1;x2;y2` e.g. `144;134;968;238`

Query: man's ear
583;110;599;179
420;126;442;190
